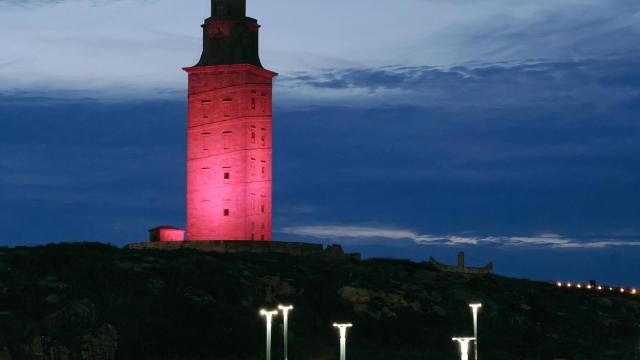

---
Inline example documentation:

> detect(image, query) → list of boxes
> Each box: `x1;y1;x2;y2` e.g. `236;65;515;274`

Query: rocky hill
0;243;639;360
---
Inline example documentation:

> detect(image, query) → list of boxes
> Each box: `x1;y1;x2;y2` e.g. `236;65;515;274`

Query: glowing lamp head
278;305;294;313
567;283;572;287
333;323;353;329
577;284;582;288
557;282;562;287
469;303;482;317
452;337;476;355
260;309;278;322
597;286;603;290
632;289;637;295
620;288;625;293
333;323;353;338
452;337;475;342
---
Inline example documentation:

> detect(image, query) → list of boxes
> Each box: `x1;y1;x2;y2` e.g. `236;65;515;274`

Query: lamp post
469;303;482;360
452;337;476;360
278;305;293;360
333;323;353;360
260;309;278;360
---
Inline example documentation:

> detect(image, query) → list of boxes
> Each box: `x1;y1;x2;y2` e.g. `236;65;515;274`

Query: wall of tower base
125;240;361;260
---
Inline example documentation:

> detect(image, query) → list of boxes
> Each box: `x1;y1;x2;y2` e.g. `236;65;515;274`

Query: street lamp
260;309;278;360
452;337;476;360
333;323;353;360
278;305;293;360
469;303;482;360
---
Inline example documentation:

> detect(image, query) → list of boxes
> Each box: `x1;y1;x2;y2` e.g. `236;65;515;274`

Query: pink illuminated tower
183;0;276;241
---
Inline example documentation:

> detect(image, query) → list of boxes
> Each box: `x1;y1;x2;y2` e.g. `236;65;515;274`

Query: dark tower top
196;0;262;68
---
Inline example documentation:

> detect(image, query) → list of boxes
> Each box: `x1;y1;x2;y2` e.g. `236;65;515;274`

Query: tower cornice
183;64;277;78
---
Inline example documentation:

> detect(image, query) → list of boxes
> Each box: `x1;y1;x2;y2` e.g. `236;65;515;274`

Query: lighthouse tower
184;0;276;241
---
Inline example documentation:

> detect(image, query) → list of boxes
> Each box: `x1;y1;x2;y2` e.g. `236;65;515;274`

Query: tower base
125;240;361;260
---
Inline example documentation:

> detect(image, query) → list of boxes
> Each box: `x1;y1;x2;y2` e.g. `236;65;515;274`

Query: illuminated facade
184;0;276;241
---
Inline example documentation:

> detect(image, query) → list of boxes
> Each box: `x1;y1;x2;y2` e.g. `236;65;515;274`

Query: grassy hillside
0;243;639;360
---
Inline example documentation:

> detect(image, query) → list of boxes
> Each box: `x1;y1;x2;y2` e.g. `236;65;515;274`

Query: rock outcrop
80;324;119;360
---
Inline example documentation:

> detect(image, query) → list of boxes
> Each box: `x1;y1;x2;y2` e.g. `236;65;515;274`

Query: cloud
0;0;639;98
437;0;640;64
277;54;640;108
279;225;640;249
0;0;62;6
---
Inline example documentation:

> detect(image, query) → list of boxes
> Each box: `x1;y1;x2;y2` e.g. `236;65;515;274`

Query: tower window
251;91;257;110
261;128;267;146
223;199;231;217
251;158;256;176
223;166;231;183
223;98;232;117
201;99;211;119
201;132;211;151
250;193;256;213
223;131;232;149
261;160;266;178
261;93;267;113
201;167;211;184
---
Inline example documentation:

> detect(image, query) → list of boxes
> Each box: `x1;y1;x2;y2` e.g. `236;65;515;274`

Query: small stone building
428;252;493;274
149;226;185;242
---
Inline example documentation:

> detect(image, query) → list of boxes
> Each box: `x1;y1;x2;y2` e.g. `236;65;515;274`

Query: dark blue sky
0;0;639;285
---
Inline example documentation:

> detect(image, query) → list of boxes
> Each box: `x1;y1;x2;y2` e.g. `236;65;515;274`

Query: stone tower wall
184;64;277;241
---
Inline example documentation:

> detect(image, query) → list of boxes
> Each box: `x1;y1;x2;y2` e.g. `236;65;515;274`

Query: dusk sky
1;0;639;284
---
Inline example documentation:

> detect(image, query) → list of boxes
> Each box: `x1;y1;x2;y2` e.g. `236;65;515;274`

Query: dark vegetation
0;243;639;359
